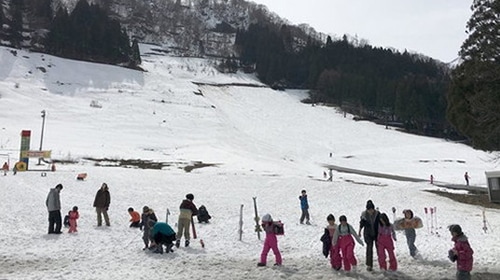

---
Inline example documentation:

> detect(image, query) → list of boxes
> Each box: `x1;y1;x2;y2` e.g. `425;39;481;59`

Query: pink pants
260;233;282;265
377;235;397;271
338;234;357;271
68;219;78;233
330;244;342;269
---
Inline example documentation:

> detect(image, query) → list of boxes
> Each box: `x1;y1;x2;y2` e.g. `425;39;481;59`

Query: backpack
273;221;285;235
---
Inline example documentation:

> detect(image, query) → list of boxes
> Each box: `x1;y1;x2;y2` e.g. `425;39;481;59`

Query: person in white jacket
46;184;63;234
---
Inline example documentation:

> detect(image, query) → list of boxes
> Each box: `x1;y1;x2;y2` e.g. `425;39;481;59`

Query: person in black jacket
175;193;198;248
93;183;110;226
358;200;380;272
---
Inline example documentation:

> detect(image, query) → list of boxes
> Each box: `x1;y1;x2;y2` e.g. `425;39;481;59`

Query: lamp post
38;110;46;165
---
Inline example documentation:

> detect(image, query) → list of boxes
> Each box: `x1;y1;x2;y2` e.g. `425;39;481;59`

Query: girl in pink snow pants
257;214;282;267
68;206;79;233
377;213;397;271
332;215;365;272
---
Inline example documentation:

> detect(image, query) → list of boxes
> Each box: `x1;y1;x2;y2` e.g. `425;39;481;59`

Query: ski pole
434;207;438;229
391;207;396;222
430;207;434;234
424;207;429;233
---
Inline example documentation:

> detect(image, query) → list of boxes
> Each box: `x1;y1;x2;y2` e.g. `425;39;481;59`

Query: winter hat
55;184;63;190
366;200;375;210
261;213;272;222
186;193;194;200
449;224;463;235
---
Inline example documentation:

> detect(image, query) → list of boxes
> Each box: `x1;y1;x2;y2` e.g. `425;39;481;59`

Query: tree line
235;24;456;139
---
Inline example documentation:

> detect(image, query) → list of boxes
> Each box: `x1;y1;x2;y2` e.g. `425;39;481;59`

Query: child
377;213;397;271
257;214;282;267
320;214;342;270
68;206;79;233
299;190;310;225
63;212;70;228
448;224;473;280
402;209;418;257
140;206;157;250
332;215;364;272
128;207;141;228
197;205;212;223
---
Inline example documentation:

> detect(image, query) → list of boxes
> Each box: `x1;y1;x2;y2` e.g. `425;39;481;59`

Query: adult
45;184;63;234
358;199;380;272
93;183;111;226
299;189;310;225
464;172;470;186
150;221;176;254
175;193;198;248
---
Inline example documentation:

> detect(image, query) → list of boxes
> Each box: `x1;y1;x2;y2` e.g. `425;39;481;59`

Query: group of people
45;182;111;234
317;198;474;280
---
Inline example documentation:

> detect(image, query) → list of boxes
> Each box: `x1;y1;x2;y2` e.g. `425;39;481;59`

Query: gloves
448;249;457;262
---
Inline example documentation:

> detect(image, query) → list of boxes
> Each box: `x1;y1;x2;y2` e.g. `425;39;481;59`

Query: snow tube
15;161;27;171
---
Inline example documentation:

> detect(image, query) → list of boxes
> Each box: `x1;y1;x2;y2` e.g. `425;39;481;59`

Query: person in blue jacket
149;221;176;254
299;189;310;225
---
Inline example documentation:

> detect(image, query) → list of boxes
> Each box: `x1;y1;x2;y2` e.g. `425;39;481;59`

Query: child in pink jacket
332;215;364;272
448;224;473;280
377;213;397;271
257;214;282;267
68;206;79;233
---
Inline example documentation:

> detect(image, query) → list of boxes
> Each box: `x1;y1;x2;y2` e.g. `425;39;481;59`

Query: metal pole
38;110;46;165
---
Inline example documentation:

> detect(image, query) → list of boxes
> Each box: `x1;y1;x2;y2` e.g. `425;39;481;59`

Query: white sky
1;44;499;279
251;0;473;63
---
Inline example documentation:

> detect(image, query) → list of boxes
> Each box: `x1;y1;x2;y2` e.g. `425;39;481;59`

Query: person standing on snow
402;209;419;257
175;193;198;248
257;213;282;267
464;172;470;186
320;214;342;270
376;213;397;272
93;183;111;227
448;224;474;280
358;199;380;272
332;215;364;272
46;184;63;234
299;189;310;225
140;206;157;250
68;206;79;233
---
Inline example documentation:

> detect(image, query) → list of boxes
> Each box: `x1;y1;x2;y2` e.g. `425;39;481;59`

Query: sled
394;217;423;230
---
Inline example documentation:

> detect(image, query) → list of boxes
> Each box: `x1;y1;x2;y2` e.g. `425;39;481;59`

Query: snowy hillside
0;45;499;280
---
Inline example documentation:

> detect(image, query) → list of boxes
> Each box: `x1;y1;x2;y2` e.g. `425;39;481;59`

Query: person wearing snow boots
332;215;364;272
358;199;380;272
448;224;474;280
45;184;63;234
93;183;111;227
140;206;157;250
257;213;282;267
377;213;397;272
320;214;341;270
197;205;211;223
175;193;198;248
299;189;310;225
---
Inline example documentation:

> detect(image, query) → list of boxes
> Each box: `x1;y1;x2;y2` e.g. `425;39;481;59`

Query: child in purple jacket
448;224;473;280
257;214;282;267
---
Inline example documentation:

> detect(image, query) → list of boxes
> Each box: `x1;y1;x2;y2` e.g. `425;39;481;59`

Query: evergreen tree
447;0;500;150
10;0;25;48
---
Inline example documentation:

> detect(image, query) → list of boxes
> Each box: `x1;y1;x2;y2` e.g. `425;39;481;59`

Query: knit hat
261;213;272;222
186;193;194;200
366;200;375;210
449;224;462;235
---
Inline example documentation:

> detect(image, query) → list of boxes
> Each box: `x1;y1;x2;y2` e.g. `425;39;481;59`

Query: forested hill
0;0;470;142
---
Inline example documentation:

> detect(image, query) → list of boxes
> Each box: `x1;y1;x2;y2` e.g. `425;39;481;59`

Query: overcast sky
251;0;473;63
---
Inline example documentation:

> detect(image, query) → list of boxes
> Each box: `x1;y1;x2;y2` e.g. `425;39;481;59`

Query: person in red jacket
448;224;474;280
68;206;79;233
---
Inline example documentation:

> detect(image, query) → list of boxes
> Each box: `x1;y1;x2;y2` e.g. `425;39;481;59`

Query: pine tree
447;0;500;150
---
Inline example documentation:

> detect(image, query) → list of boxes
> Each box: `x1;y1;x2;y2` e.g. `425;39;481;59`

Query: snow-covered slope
0;45;499;280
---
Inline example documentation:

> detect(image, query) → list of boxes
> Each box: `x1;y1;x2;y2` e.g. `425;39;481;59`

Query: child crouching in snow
377;213;397;272
68;206;79;233
332;215;364;272
257;214;282;267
